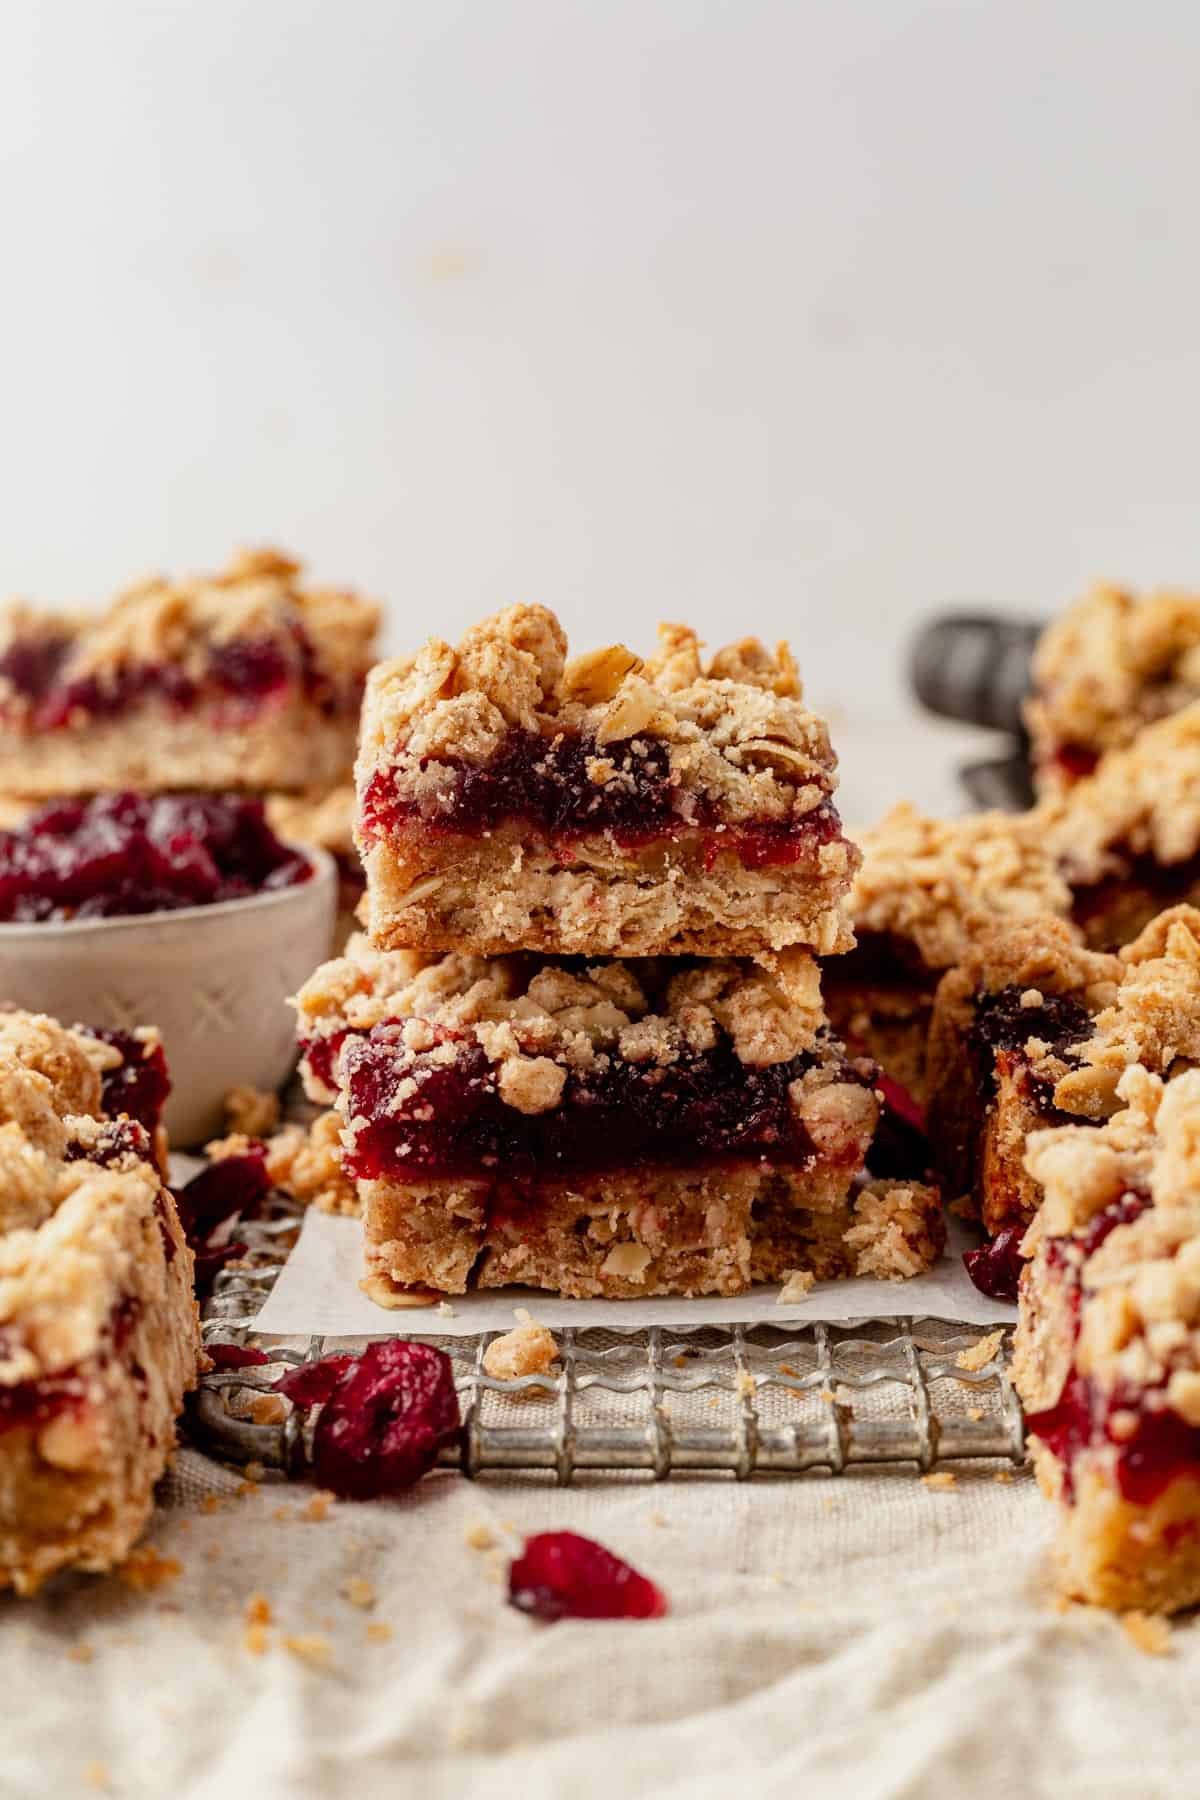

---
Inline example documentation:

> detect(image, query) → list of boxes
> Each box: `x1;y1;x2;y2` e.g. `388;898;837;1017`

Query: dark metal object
909;615;1042;736
909;614;1044;807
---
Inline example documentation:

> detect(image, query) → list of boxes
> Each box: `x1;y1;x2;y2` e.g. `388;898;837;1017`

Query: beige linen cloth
2;1445;1196;1799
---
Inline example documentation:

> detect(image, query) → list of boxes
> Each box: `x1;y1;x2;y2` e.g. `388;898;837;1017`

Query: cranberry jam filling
341;1027;867;1183
361;730;843;869
0;791;312;921
0;621;350;729
972;985;1094;1104
0;1298;141;1439
82;1026;171;1135
1027;1375;1200;1508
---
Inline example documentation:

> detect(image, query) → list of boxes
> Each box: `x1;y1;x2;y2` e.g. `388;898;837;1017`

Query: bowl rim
0;844;338;940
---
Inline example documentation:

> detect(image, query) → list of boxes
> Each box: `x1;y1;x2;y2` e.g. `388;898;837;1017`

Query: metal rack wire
190;1197;1025;1482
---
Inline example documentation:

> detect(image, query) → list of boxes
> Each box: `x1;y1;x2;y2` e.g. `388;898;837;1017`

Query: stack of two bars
296;607;943;1304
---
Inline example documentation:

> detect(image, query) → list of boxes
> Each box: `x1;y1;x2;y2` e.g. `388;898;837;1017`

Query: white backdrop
1;2;1197;816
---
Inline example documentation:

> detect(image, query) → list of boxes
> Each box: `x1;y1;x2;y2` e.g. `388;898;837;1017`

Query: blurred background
1;2;1197;818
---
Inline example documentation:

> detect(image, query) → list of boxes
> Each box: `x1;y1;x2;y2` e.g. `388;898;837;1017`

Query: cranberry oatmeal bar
1026;583;1200;792
0;1012;199;1593
0;549;379;797
927;907;1200;1276
295;940;942;1301
825;804;1073;1104
1015;1067;1200;1614
1039;700;1200;949
354;606;858;960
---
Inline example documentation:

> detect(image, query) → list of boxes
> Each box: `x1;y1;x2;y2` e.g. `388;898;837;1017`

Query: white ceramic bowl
0;847;337;1146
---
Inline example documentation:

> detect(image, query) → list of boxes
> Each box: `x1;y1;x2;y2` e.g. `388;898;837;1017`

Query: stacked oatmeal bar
298;604;944;1302
0;1012;199;1593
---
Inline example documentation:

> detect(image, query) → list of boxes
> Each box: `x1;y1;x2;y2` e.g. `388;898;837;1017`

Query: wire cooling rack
189;1195;1025;1482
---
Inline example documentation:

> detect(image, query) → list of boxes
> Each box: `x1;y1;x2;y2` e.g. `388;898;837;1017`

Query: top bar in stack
354;605;858;959
0;548;380;797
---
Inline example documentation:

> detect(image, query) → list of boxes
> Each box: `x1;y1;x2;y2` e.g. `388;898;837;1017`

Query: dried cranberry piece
508;1531;668;1622
172;1149;268;1296
208;1343;271;1371
276;1341;460;1498
274;1357;357;1408
174;1148;269;1244
963;1225;1025;1303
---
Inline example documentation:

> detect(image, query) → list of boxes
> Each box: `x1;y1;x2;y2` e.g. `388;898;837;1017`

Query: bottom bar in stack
0;1012;199;1594
1015;1065;1200;1614
296;940;943;1302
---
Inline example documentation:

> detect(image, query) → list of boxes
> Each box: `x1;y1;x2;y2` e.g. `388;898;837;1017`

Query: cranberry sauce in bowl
0;792;312;923
0;801;336;1145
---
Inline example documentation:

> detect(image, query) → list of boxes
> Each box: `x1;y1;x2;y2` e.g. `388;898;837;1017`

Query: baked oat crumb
464;1522;496;1552
955;1328;1006;1372
301;1492;336;1523
340;1577;376;1610
1121;1610;1173;1656
436;1300;457;1318
777;1268;816;1303
366;1621;394;1645
966;1406;986;1423
116;1547;182;1592
67;1643;95;1664
245;1592;273;1627
735;1370;756;1400
248;1394;288;1426
482;1318;560;1381
921;1471;957;1491
993;1470;1015;1484
223;1085;281;1139
283;1633;334;1670
83;1762;111;1791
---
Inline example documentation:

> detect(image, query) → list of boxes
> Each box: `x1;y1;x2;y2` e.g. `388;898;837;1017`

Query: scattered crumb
201;1495;227;1515
819;1388;836;1404
993;1470;1015;1485
1121;1611;1172;1656
235;1480;261;1499
67;1644;94;1664
244;1622;271;1656
966;1406;986;1423
464;1522;496;1552
83;1762;111;1791
735;1370;756;1400
648;1510;668;1528
436;1301;457;1318
273;1505;294;1522
921;1471;957;1492
244;1462;266;1482
779;1363;801;1378
778;1269;816;1304
301;1492;336;1523
283;1633;334;1670
249;1395;288;1427
340;1577;376;1610
672;1354;689;1369
366;1621;394;1645
707;1395;721;1409
245;1592;273;1627
956;1329;1006;1373
117;1547;183;1592
483;1318;560;1382
223;1084;281;1138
